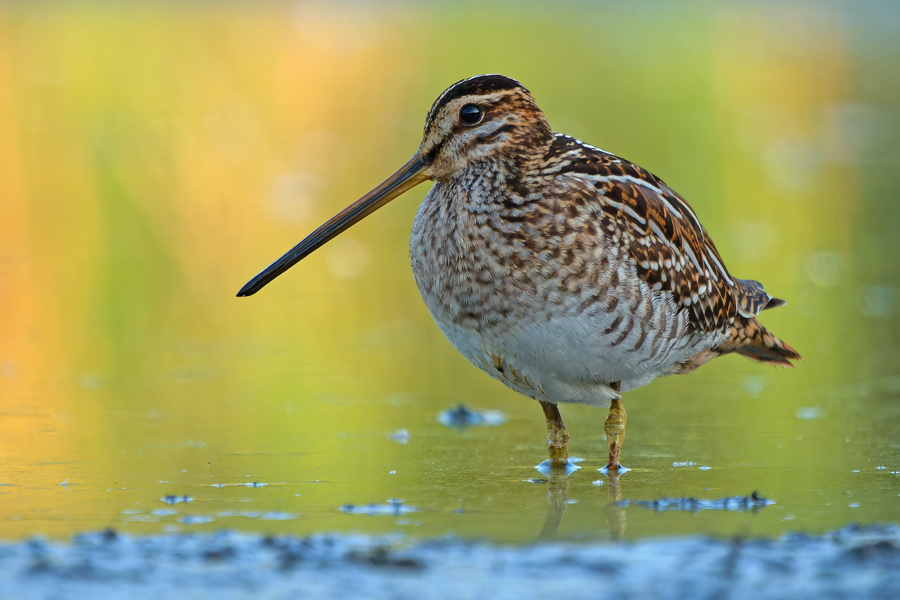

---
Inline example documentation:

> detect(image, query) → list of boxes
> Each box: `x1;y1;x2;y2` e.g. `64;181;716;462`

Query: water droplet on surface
388;429;411;444
796;407;822;420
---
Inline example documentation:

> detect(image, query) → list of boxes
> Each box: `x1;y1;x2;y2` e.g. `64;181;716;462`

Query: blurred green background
0;1;898;542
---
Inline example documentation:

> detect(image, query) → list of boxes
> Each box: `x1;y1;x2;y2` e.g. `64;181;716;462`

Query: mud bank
2;525;898;600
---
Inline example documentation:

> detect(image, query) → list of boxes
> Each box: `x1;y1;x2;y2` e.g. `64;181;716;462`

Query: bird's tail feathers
725;318;801;367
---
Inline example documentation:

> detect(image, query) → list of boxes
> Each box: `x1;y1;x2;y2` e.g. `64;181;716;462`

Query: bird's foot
536;457;582;476
598;462;630;475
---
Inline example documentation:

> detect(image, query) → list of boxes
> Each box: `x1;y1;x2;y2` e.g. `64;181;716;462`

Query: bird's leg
538;465;569;540
604;383;626;471
604;471;627;541
540;400;569;467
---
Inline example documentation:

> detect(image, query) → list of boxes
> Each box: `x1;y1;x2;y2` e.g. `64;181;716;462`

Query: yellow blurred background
0;1;898;541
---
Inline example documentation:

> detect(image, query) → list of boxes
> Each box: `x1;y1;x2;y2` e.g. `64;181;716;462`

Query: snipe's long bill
238;74;801;472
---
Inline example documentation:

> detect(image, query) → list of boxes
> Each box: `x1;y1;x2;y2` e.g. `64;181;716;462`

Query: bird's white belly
424;302;714;407
434;315;623;405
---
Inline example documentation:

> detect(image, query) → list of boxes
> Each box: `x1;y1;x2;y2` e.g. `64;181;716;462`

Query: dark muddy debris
616;491;774;513
437;404;506;429
160;495;193;505
339;499;416;516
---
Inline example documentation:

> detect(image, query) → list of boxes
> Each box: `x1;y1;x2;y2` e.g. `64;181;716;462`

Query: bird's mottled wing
545;135;742;332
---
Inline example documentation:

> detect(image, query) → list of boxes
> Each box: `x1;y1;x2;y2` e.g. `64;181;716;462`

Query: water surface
1;1;898;543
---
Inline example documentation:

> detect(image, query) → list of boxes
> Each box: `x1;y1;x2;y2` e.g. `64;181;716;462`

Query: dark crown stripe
425;74;527;130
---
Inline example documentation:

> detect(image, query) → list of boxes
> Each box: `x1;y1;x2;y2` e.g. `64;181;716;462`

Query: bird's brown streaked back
543;134;741;332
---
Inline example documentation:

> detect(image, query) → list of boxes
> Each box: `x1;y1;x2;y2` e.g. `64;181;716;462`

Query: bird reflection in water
535;463;627;542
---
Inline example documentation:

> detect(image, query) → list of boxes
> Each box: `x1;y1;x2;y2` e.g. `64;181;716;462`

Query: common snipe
238;74;800;471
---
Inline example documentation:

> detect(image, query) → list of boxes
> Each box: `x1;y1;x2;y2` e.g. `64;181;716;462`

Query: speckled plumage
410;76;799;409
238;74;801;469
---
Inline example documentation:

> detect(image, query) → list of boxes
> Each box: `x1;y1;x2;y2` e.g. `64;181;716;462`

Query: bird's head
418;74;553;181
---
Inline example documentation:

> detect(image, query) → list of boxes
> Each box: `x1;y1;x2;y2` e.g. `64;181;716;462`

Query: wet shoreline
3;525;897;600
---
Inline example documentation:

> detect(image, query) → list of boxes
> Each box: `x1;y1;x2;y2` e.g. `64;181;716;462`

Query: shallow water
3;526;899;600
1;1;899;543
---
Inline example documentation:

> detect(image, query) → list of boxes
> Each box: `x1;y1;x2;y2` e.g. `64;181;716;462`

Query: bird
237;74;801;472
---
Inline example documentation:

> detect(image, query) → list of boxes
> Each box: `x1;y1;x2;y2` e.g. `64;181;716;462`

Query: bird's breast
407;177;716;403
409;176;629;331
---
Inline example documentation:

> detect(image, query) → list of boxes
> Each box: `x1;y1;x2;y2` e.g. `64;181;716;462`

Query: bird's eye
459;104;483;125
